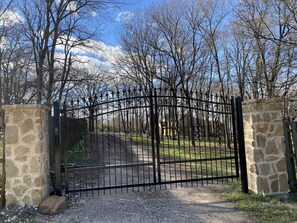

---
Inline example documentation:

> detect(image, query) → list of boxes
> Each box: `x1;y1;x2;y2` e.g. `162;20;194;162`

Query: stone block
5;159;19;177
21;133;35;145
256;134;266;148
35;141;44;153
279;173;289;192
252;114;261;122
5;126;19;144
13;185;28;197
265;140;278;155
6;193;18;206
23;110;34;116
15;145;30;157
15;156;28;162
244;130;253;140
269;174;279;181
276;159;287;172
270;112;280;120
274;125;284;136
263;113;271;122
38;195;68;215
249;163;256;174
258;163;271;176
250;103;262;112
257;177;270;193
12;110;24;124
20;119;34;135
265;155;279;162
266;103;282;111
34;176;42;187
23;175;32;187
270;179;279;192
269;124;275;132
255;123;269;134
253;149;264;162
32;189;43;205
4;114;11;125
30;156;41;173
22;164;29;174
242;105;250;114
248;173;257;192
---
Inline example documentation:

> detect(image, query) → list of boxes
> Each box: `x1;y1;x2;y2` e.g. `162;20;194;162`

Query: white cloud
115;11;134;22
55;37;124;78
91;11;98;17
0;10;23;27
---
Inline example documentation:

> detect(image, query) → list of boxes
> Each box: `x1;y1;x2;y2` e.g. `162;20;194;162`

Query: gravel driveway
4;185;257;223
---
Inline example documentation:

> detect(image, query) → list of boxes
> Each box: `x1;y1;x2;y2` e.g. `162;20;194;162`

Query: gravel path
1;185;258;223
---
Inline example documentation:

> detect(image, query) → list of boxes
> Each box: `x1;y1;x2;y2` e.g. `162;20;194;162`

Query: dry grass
223;181;297;223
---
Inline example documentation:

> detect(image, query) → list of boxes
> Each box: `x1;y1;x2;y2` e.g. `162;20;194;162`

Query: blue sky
100;0;161;46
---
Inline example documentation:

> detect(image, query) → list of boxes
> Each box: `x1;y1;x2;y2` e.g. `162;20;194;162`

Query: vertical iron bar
154;89;161;184
235;97;248;193
53;101;62;196
149;89;157;184
231;97;239;177
181;91;188;185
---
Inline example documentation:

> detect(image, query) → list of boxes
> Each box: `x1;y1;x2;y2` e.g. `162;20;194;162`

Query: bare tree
232;0;297;98
0;1;34;105
18;0;122;106
119;0;231;145
0;0;13;18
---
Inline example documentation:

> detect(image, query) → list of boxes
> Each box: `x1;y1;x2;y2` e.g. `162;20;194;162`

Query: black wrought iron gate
52;88;248;196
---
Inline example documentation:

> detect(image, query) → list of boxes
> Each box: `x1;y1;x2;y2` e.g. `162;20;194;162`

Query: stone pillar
243;99;288;196
3;105;50;206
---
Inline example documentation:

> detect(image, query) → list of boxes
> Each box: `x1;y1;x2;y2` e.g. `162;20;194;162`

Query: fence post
235;97;249;193
53;101;62;196
283;119;297;193
62;102;69;194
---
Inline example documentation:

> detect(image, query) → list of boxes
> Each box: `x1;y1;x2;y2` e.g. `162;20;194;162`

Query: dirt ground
0;185;258;223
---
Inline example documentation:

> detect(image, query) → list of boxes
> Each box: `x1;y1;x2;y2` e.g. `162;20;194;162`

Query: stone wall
243;99;288;195
2;105;50;206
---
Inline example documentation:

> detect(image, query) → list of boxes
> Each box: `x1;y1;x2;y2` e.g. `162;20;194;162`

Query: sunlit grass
131;134;237;176
131;134;234;159
223;181;297;223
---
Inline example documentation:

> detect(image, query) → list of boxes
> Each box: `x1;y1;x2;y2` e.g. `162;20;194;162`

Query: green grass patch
131;135;236;176
131;135;234;159
223;181;297;223
67;134;91;164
